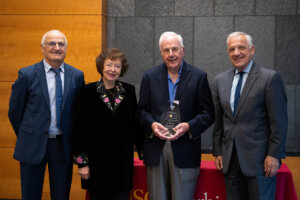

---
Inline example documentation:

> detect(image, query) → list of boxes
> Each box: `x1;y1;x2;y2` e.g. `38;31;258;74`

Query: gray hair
227;32;253;47
41;30;68;46
159;31;184;50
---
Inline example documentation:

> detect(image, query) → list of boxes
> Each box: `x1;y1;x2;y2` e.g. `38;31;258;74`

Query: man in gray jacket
213;31;287;200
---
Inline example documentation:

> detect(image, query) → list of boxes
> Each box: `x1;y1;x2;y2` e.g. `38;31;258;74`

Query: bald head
40;30;68;68
41;30;68;46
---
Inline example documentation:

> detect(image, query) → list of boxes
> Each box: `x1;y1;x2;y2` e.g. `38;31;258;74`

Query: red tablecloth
87;159;298;200
130;159;298;200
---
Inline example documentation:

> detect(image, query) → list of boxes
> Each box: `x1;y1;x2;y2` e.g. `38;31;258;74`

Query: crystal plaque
161;100;181;136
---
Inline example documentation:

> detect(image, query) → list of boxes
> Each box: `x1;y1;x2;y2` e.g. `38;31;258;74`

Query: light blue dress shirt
43;60;64;135
168;63;183;105
230;60;253;113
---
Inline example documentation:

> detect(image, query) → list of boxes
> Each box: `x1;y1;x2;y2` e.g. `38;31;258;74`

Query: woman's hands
78;166;90;180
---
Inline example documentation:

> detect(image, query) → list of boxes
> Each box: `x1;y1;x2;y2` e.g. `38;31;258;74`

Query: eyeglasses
44;41;66;48
105;64;122;70
162;47;181;55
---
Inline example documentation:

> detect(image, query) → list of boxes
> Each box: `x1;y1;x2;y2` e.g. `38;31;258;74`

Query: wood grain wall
0;0;106;199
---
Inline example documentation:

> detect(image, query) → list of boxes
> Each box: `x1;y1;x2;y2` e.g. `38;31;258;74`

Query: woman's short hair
96;48;129;77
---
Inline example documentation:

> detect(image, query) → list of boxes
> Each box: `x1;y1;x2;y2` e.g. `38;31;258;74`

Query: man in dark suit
138;31;215;200
8;30;84;200
213;31;287;200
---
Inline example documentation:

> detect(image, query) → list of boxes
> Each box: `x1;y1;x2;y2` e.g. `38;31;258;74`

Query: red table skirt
86;159;298;200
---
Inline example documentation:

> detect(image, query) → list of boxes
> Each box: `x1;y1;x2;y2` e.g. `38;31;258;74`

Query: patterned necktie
233;71;244;115
51;68;63;129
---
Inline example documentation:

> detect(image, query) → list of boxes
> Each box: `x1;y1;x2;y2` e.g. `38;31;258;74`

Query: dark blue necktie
51;68;63;129
233;71;244;115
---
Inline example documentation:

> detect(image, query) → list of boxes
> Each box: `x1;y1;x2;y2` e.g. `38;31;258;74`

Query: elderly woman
72;48;143;200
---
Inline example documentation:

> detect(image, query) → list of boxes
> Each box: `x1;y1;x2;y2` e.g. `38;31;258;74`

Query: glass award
161;100;181;136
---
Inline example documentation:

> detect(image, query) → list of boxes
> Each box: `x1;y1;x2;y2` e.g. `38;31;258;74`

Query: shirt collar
43;59;65;73
235;60;252;75
168;61;183;79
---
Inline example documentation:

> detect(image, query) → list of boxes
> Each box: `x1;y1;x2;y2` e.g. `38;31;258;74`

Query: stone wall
106;0;300;154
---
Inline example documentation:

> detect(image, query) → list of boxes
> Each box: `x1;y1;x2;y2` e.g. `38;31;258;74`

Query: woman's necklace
107;87;116;98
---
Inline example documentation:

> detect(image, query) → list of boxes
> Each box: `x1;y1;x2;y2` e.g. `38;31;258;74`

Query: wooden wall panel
0;0;106;198
0;148;20;198
0;148;86;199
0;0;103;15
0;82;15;147
0;15;104;83
284;157;300;198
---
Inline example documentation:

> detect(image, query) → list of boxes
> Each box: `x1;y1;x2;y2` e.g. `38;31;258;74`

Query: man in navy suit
138;31;215;200
8;30;85;200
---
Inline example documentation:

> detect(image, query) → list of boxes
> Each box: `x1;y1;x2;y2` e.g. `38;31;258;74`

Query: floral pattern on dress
96;79;126;112
73;153;89;166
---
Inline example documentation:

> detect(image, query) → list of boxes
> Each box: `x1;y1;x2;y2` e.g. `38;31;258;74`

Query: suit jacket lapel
36;61;50;110
175;61;191;101
235;62;258;117
224;68;235;120
159;64;170;104
62;64;72;111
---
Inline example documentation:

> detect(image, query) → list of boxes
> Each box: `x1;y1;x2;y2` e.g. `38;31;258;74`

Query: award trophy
161;100;181;137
